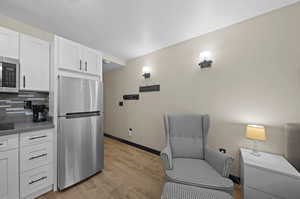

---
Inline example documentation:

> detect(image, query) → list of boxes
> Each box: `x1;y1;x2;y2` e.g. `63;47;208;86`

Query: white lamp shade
245;125;267;141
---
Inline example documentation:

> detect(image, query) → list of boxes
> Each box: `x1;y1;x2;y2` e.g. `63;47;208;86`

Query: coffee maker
32;105;48;122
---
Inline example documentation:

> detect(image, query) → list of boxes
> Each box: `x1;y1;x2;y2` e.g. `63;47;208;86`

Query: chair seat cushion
166;158;233;193
161;182;233;199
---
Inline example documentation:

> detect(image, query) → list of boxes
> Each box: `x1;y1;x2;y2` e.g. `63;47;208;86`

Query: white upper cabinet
82;47;101;75
0;27;19;59
57;37;82;72
56;36;102;77
20;34;50;91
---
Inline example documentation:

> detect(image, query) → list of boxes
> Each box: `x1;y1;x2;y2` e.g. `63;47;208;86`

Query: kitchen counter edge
0;122;55;136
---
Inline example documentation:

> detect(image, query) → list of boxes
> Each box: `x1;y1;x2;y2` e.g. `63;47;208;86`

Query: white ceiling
0;0;299;61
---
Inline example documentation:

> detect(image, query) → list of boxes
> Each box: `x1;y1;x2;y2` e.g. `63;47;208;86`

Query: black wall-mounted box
123;94;139;100
139;85;160;92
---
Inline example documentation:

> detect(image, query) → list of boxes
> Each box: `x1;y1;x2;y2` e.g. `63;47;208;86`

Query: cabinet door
20;164;52;198
20;34;50;91
21;142;53;172
0;149;19;199
0;27;19;59
84;47;100;75
58;37;82;72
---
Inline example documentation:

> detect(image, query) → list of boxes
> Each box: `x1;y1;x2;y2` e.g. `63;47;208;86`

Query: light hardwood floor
40;137;241;199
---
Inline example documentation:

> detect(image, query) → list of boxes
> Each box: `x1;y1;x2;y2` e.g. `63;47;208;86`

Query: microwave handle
23;75;26;88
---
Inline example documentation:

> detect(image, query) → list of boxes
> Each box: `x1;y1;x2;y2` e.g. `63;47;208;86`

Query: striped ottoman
161;183;233;199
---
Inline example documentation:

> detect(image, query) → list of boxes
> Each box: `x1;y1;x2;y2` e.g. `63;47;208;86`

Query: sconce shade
245;125;266;141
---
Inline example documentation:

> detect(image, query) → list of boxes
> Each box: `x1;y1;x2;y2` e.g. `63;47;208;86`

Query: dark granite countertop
16;121;55;133
0;129;18;136
0;121;54;136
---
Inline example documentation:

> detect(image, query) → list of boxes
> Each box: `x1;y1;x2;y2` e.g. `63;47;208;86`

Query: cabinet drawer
20;164;53;198
244;186;278;199
244;165;300;199
0;134;18;152
21;142;53;172
21;129;53;146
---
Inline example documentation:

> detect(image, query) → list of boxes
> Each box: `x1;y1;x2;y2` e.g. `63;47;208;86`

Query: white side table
240;148;300;199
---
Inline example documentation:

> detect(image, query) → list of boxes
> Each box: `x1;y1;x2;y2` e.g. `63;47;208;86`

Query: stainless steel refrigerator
57;76;103;190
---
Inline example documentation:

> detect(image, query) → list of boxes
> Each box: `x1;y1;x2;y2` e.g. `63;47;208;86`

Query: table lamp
245;125;266;156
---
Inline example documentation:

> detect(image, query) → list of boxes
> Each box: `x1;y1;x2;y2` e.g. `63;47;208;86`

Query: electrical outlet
128;128;133;136
219;148;226;154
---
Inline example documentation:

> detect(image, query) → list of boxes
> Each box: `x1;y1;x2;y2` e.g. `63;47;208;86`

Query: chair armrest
205;147;234;177
160;146;173;170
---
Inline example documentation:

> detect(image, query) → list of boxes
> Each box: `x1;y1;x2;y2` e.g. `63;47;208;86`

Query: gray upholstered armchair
161;114;234;194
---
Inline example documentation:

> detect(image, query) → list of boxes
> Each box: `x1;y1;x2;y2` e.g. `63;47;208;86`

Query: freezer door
58;76;103;115
58;115;103;190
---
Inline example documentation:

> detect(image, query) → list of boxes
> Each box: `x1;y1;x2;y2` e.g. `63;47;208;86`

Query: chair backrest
285;123;300;172
164;114;210;159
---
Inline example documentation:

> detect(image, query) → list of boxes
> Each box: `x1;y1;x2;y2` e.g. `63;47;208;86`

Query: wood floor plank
40;137;241;199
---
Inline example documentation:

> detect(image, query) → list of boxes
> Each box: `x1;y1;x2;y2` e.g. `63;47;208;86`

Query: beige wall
104;3;300;175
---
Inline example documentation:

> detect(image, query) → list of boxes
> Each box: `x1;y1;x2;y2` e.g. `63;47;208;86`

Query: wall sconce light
142;66;151;79
199;51;213;69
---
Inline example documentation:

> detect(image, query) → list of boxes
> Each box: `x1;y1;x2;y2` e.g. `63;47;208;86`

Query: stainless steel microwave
0;56;19;93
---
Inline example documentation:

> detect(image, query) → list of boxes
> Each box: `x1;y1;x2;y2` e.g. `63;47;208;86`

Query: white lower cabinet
20;164;53;199
20;142;53;172
0;129;54;199
0;135;19;199
20;129;54;199
21;130;53;147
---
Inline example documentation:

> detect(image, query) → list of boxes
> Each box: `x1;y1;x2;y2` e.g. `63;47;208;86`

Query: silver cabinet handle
29;176;47;185
23;75;26;88
85;61;87;71
29;135;47;140
29;153;47;160
80;60;82;70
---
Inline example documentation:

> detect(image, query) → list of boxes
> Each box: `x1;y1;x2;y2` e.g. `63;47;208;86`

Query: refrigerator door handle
65;111;101;119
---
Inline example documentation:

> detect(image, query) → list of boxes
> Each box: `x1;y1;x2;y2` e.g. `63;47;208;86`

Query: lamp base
251;140;261;156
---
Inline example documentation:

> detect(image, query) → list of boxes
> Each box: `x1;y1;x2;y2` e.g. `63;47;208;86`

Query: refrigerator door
58;76;102;116
57;75;103;190
58;114;103;190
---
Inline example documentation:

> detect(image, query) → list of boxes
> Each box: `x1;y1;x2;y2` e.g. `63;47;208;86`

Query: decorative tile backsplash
0;91;49;123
